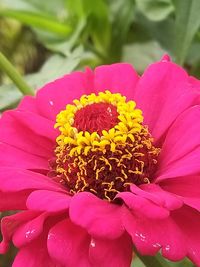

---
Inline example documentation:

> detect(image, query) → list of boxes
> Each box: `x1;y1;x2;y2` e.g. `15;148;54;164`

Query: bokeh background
0;0;199;266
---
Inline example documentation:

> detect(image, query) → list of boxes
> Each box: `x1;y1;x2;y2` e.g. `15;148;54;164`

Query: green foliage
122;40;166;73
0;0;200;266
135;0;174;21
0;9;71;36
132;254;195;267
0;47;83;111
1;0;200;73
174;0;200;65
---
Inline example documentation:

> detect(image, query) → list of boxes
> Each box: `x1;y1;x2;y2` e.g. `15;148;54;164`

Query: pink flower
1;55;200;267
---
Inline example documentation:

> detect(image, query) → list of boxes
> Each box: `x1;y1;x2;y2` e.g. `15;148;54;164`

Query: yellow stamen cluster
55;90;143;156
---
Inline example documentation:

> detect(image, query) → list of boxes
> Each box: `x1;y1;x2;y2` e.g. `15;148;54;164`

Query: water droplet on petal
165;244;171;251
153;242;161;248
25;229;36;239
90;239;96;248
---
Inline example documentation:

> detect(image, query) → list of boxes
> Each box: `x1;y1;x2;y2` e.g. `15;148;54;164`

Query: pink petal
36;69;95;120
189;76;200;93
172;206;200;266
47;219;91;267
161;54;171;62
0;168;64;192
10;110;57;141
0;143;48;170
156;146;200;181
18;96;39;115
133;60;199;144
0;211;39;254
94;63;139;100
160;176;200;212
0;190;30;211
123;209;187;261
0;111;54;158
69;192;124;239
13;212;49;248
12;236;57;267
156;106;200;181
117;192;169;219
89;234;132;267
179;197;200;212
130;184;182;211
26;190;71;212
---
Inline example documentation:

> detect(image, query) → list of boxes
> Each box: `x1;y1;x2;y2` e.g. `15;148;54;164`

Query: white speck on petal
48;233;54;240
135;232;146;242
25;229;35;239
90;239;96;248
153;243;161;248
165;245;170;251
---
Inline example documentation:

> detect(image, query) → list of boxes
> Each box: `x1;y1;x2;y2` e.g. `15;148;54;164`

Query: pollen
53;91;160;202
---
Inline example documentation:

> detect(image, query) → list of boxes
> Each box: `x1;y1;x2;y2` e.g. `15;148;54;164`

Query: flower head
1;56;200;267
54;90;159;201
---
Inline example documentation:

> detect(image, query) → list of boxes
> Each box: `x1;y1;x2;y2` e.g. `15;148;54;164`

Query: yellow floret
55;90;144;156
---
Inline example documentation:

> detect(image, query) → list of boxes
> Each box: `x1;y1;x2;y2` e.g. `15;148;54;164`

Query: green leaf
187;41;200;65
0;47;82;111
135;253;170;267
1;0;68;19
133;13;174;54
131;256;146;267
21;0;68;18
65;0;86;18
156;254;194;267
135;0;174;21
132;254;194;267
122;40;166;74
174;0;200;65
0;0;71;54
0;9;71;36
32;46;83;84
0;86;21;111
45;19;86;56
86;0;111;54
186;42;200;78
0;0;35;11
109;0;135;61
66;0;111;56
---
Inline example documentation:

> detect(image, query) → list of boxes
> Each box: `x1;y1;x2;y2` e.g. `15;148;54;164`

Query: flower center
73;103;119;135
52;91;160;202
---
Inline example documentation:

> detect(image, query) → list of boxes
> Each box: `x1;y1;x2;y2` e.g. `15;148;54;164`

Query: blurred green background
0;0;199;266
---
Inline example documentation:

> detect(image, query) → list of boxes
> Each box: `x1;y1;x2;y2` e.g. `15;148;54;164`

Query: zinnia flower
1;55;200;267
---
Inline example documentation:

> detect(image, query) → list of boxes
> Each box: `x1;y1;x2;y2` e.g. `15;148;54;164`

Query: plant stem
0;52;34;95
